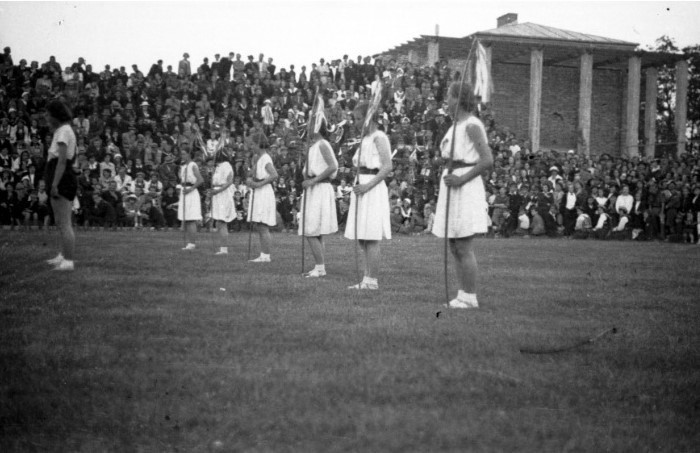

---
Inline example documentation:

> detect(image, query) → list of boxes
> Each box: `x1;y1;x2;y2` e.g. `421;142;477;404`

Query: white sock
315;264;325;272
363;276;377;286
187;243;195;248
261;253;270;259
458;290;477;304
220;247;228;253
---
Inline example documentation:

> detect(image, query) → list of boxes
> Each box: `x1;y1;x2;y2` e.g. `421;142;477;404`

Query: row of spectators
0;46;699;242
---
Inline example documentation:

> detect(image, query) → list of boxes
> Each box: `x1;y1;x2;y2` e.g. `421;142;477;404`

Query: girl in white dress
344;101;393;290
44;100;78;271
178;148;204;250
432;80;494;309
246;138;278;262
209;149;235;255
299;119;339;277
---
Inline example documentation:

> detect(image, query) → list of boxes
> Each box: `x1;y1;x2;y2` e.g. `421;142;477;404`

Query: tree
645;36;700;155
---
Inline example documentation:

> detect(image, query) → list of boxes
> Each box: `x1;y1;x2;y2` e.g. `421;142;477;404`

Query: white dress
247;153;277;226
344;130;392;241
432;116;488;238
211;161;236;222
298;139;338;236
178;161;202;221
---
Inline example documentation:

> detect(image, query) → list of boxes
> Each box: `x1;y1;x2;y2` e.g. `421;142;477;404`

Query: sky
1;1;699;72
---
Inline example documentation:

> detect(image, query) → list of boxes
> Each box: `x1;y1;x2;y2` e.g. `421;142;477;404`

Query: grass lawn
1;229;699;452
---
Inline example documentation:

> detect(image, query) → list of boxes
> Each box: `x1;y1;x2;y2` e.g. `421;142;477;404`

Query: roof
473;22;638;48
374;35;471;60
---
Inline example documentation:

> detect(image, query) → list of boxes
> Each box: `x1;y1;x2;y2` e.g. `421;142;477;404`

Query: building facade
375;14;688;158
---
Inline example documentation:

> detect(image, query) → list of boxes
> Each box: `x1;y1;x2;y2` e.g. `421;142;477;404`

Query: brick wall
489;62;624;156
490;63;530;139
591;68;623;157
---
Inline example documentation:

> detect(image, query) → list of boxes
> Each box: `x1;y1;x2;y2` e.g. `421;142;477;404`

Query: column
482;44;492;103
644;67;658;158
578;52;593;156
427;40;439;66
625;55;641;158
529;48;543;153
675;59;688;157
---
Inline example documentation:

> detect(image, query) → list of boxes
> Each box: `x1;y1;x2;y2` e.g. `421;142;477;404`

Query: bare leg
362;240;380;278
217;220;229;248
51;196;75;260
306;236;324;265
258;224;271;254
186;221;197;244
449;237;477;293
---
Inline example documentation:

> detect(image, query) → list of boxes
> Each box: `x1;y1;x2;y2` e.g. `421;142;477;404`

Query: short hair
46;100;73;123
447;80;477;113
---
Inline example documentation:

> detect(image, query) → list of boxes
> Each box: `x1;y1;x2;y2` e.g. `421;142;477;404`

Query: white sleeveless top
179;161;198;184
439;116;486;163
305;139;338;179
352;130;390;169
254;153;274;179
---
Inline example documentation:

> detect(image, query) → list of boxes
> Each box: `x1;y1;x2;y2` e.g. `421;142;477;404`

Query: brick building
374;13;688;158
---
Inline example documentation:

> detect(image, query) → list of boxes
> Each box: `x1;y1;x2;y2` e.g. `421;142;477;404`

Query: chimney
497;13;518;28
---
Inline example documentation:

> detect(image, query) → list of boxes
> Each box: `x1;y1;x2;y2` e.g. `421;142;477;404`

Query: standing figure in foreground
344;101;392;290
246;136;278;262
178;147;204;250
299;118;339;277
45;100;78;271
432;81;494;308
209;148;236;255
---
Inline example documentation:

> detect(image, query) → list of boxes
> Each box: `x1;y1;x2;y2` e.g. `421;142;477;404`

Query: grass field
1;229;699;452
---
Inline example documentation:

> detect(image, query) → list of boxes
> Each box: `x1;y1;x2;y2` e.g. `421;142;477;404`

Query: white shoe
249;255;271;263
182;243;196;251
46;253;64;265
304;268;327;278
347;281;378;290
445;298;478;309
214;250;228;255
53;260;74;272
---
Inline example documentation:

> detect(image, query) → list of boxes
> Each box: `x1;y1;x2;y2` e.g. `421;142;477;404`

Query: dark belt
184;183;194;187
253;178;264;183
310;176;332;183
358;167;379;175
446;160;477;169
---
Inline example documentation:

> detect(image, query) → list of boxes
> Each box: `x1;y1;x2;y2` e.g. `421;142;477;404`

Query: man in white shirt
563;182;577;235
612;208;629;232
336;178;352;199
548;166;563;187
615;184;634;215
114;167;133;193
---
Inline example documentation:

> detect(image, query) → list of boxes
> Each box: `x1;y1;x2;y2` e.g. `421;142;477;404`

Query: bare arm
353;134;392;195
184;164;204;194
262;162;279;186
50;143;68;199
303;141;338;188
443;123;494;188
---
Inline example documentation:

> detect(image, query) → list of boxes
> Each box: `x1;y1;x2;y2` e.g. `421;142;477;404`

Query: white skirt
212;187;236;222
344;175;391;241
247;184;276;226
178;187;202;221
298;182;338;236
432;167;488;238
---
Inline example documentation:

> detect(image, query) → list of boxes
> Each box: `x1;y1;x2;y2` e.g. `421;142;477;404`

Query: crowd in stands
0;46;698;243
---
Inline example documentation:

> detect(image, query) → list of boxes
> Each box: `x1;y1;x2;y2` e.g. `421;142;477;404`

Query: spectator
0;46;695;248
178;53;191;78
530;206;545;236
87;192;116;227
